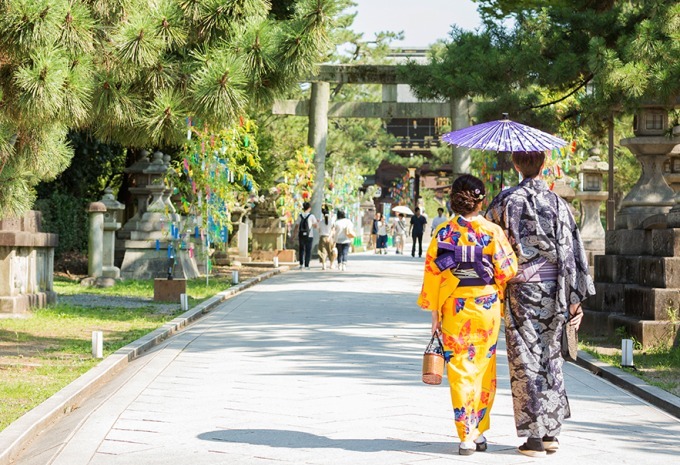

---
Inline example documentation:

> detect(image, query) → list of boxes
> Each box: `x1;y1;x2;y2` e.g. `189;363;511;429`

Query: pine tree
0;0;96;218
404;1;680;136
0;0;343;219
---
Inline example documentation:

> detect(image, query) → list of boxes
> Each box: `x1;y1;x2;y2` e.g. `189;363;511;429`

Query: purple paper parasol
442;116;567;152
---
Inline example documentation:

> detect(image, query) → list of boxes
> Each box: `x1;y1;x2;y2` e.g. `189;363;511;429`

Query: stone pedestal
578;191;608;259
0;211;58;315
87;202;106;279
575;155;609;268
586;227;680;347
100;188;124;280
251;199;285;262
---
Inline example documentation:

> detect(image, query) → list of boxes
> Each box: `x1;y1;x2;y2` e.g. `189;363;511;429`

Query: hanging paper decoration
275;147;316;227
167;116;262;264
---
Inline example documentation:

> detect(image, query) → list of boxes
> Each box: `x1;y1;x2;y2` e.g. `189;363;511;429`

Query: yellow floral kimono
418;215;517;442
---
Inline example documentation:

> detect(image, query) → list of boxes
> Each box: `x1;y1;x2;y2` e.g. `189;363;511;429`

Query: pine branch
521;73;594;111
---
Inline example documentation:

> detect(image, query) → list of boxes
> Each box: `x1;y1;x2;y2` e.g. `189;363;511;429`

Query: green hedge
35;192;89;256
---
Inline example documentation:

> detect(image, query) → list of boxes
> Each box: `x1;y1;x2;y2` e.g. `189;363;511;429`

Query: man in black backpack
294;201;318;269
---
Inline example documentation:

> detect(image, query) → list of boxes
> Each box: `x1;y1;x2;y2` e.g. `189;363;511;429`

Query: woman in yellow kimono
418;175;517;456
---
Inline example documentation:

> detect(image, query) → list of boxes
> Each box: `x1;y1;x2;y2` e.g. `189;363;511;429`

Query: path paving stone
10;253;680;465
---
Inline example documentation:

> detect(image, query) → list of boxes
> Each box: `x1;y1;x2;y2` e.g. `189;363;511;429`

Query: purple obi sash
434;242;495;286
508;257;558;283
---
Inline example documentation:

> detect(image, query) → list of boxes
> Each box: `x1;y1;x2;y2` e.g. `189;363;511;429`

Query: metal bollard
180;293;189;311
273;257;279;268
621;339;634;367
92;331;103;359
232;270;239;285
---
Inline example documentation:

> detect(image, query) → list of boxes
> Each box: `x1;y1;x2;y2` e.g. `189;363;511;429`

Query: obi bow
434;242;495;285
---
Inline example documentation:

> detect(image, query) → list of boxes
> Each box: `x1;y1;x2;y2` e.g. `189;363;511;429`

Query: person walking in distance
332;210;355;271
418;174;517;455
392;213;407;255
410;207;427;257
431;207;448;235
486;150;595;457
375;213;389;255
293;201;318;270
318;204;337;270
370;212;381;251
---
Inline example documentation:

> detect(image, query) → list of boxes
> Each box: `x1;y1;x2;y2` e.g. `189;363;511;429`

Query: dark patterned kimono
485;178;595;438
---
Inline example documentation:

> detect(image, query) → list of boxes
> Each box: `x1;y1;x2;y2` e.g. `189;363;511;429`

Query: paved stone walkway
12;253;680;464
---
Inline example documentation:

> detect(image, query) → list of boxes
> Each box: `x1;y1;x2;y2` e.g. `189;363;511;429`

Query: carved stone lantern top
100;187;125;224
632;101;679;137
579;155;609;174
144;151;168;175
578;156;609;193
100;188;124;210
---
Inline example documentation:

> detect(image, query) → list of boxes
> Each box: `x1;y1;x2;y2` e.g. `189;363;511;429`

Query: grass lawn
580;335;680;397
0;275;235;431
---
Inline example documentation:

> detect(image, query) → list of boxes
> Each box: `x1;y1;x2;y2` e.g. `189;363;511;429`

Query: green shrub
35;192;89;256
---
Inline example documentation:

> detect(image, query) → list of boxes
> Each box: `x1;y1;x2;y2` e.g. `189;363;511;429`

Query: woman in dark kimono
485;150;595;457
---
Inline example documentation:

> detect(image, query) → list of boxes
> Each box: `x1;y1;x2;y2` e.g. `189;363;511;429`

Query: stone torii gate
272;64;472;223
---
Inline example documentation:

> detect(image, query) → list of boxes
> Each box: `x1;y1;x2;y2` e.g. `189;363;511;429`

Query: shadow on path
198;428;451;453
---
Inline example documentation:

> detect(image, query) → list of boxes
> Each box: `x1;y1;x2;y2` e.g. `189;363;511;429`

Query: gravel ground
57;295;180;313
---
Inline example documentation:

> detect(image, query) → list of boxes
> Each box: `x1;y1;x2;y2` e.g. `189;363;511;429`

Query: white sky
350;0;483;47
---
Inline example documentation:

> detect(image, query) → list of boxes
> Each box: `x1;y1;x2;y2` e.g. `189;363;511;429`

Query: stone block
623;285;680;321
0;291;55;314
608;313;679;348
610;229;648;255
250;250;276;261
603;230;619;255
637;256;680;288
580;309;615;337
0;217;22;232
591;282;625;313
154;279;186;302
594;255;618;283
620;256;641;284
651;228;680;256
120;248;199;280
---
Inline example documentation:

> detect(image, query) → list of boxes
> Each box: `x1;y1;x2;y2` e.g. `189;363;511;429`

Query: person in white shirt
293;201;318;269
318;204;337;270
431;207;448;234
392;213;408;255
332;210;355;271
375;215;388;254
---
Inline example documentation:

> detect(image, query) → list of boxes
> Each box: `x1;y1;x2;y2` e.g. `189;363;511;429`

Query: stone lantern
576;154;609;261
616;104;676;229
100;188;125;283
583;101;680;348
119;151;199;280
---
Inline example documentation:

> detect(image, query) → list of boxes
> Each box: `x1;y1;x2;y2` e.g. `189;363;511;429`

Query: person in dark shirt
409;207;427;258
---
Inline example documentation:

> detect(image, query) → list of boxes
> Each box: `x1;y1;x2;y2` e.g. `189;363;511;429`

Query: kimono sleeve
564;210;596;304
490;225;518;289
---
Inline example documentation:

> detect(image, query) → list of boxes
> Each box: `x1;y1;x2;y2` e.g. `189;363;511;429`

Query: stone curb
576;350;680;419
0;267;288;465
